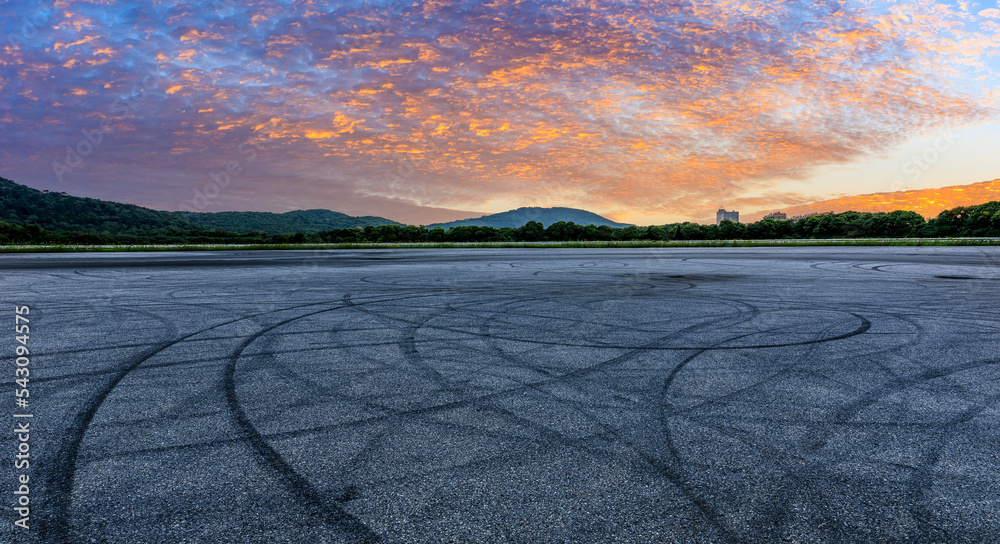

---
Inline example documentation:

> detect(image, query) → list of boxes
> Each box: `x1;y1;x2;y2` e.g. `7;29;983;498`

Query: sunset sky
1;0;998;225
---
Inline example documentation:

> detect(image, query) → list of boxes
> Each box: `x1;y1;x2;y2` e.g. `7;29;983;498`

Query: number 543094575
16;305;30;339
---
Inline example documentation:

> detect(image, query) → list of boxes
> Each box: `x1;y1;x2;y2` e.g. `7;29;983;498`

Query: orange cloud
745;178;1000;222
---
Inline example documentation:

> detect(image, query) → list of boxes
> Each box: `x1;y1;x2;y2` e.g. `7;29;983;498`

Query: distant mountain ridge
0;177;201;234
0;177;400;234
2;177;629;235
427;207;632;229
172;209;401;233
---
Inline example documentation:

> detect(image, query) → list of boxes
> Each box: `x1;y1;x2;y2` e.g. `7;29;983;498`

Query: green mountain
427;206;632;229
173;209;401;233
0;176;201;235
0;177;400;236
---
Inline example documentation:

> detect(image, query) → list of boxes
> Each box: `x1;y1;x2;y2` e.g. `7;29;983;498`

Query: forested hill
0;177;400;235
4;175;1000;246
0;177;200;234
427;207;632;229
172;209;401;233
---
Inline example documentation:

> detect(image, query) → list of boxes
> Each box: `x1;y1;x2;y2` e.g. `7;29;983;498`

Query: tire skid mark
671;330;830;419
809;261;843;271
642;299;768;543
32;251;1000;543
79;299;804;525
671;321;858;542
476;298;760;523
235;294;759;532
344;293;455;388
476;291;748;392
470;298;735;338
39;306;180;543
334;288;748;530
493;296;764;541
798;311;929;456
220;292;456;543
671;414;859;542
217;337;394;502
222;307;383;543
11;294;440;385
334;291;869;351
331;295;480;497
335;291;600;483
830;358;1000;430
41;292;435;544
661;308;991;542
49;287;863;544
655;309;875;543
654;366;741;541
34;315;232;537
908;390;1000;543
474;294;646;429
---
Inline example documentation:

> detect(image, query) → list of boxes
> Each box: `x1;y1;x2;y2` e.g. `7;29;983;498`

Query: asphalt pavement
2;247;999;543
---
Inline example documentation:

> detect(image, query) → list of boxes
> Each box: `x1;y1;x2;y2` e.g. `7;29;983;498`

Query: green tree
515;221;545;241
717;220;745;239
645;225;666;240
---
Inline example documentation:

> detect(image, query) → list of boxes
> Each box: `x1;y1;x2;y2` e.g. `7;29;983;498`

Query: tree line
312;211;922;243
3;203;1000;246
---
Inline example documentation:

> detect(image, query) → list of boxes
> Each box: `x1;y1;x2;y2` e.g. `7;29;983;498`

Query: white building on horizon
716;208;739;225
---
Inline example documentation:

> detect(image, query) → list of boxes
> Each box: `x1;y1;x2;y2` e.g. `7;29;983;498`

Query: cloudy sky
1;0;998;224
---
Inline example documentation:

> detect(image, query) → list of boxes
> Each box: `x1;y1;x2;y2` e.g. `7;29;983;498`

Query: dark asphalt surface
2;247;999;543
